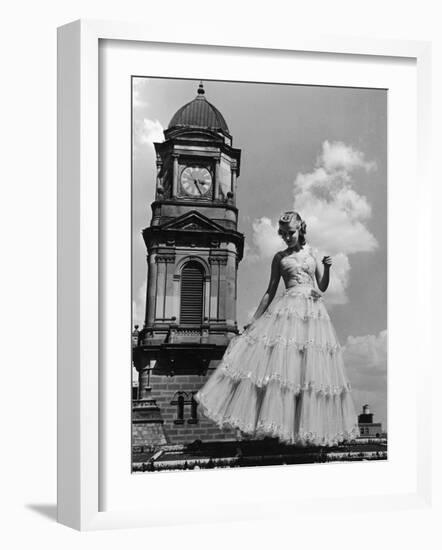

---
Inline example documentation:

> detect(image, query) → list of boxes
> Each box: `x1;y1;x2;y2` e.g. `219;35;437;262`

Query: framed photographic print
57;19;432;530
130;76;386;472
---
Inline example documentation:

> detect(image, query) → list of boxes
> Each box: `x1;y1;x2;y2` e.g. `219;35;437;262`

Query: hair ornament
278;211;302;231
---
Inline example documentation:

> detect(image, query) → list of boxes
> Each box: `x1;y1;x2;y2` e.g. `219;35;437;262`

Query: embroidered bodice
279;245;317;289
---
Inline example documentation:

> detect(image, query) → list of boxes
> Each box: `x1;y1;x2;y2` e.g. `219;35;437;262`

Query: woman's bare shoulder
272;249;286;262
270;250;285;270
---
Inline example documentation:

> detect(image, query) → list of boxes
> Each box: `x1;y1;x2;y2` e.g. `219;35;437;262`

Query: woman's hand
310;288;322;301
315;255;332;292
322;256;332;268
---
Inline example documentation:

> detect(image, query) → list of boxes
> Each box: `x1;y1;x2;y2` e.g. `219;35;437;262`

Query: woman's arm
244;252;282;329
315;255;332;292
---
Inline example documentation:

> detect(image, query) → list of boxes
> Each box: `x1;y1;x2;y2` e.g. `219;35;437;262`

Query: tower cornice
150;198;239;215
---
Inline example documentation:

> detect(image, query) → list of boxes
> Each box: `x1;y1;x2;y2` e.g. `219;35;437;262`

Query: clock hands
193;179;203;195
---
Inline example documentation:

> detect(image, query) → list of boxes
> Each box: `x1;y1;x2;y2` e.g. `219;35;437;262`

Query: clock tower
132;83;244;452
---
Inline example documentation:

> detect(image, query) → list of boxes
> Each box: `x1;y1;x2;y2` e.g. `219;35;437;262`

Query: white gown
194;245;360;446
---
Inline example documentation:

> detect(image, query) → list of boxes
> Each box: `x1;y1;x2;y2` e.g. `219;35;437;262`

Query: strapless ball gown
194;245;360;446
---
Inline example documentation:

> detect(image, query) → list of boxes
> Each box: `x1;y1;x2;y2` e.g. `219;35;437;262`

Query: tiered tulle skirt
194;285;360;446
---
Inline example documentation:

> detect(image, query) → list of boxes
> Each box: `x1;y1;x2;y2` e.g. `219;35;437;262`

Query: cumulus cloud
248;217;282;261
135;118;165;146
343;329;387;372
320;252;350;305
343;330;388;427
320;140;376;173
248;141;377;305
293;141;377;256
132;117;164;197
132;79;164;155
292;141;377;304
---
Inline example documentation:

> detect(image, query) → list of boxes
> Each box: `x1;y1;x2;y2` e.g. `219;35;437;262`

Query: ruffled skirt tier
194;285;360;446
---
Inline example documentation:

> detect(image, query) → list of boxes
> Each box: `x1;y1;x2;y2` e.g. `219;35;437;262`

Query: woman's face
280;228;299;247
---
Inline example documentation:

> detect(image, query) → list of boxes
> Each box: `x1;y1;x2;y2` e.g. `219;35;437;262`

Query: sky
132;77;388;429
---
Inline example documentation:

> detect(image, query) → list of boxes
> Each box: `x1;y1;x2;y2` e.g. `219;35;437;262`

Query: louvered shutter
180;262;204;325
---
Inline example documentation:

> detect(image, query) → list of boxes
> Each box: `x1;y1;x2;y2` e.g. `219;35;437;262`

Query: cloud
132;365;139;386
293;142;377;258
135;118;165;146
343;330;388;427
133;78;150;110
248;217;282;261
248;141;377;305
132;117;164;195
343;329;387;372
132;280;147;327
320;140;376;173
132;79;164;152
320;252;350;305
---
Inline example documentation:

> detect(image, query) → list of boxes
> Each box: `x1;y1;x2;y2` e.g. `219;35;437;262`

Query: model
194;211;360;446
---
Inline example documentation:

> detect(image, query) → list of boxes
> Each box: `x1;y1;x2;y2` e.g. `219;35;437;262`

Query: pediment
160;211;226;233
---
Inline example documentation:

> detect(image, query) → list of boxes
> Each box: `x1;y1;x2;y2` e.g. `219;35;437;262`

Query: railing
166;322;209;344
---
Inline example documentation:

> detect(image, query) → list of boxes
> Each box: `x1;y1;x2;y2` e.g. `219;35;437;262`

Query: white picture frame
57;19;432;531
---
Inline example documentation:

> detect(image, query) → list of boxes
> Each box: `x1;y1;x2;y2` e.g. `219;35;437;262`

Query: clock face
180;166;212;197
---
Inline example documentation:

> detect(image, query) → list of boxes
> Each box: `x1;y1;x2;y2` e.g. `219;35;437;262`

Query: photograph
4;0;434;540
131;77;388;473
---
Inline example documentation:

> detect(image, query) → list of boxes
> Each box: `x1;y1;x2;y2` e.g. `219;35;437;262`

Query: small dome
168;83;230;134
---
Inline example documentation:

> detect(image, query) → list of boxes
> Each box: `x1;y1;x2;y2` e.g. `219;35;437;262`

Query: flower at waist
284;285;323;301
310;288;323;301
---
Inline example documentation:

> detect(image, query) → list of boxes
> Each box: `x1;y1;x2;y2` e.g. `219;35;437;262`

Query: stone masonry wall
149;371;237;445
133;423;167;447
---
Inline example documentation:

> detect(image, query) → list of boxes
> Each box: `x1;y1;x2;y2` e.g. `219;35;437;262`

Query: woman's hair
277;211;307;246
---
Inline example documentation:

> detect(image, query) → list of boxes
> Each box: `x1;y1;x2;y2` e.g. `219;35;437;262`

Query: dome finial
167;80;229;132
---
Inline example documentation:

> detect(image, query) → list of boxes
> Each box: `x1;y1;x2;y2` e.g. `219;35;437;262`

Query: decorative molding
181;223;200;230
155;255;176;263
209;256;228;265
150;200;239;215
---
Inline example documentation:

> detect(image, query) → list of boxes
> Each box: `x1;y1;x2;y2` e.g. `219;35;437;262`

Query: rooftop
168;82;230;134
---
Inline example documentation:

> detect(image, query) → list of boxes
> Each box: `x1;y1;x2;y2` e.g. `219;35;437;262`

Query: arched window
189;393;198;424
172;392;187;425
180;261;204;325
177;394;185;421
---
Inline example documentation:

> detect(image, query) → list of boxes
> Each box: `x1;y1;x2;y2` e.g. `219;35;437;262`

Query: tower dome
168;83;230;134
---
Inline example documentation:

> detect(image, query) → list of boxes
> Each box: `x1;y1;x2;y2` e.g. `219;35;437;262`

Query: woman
194;211;359;446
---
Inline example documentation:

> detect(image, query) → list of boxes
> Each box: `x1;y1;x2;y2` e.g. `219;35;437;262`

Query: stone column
218;258;227;321
214;159;220;200
155;258;167;320
231;164;237;201
225;244;237;326
145;252;157;326
172;154;179;197
164;256;176;319
156;159;163;193
204;273;211;321
209;258;219;321
138;365;151;400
